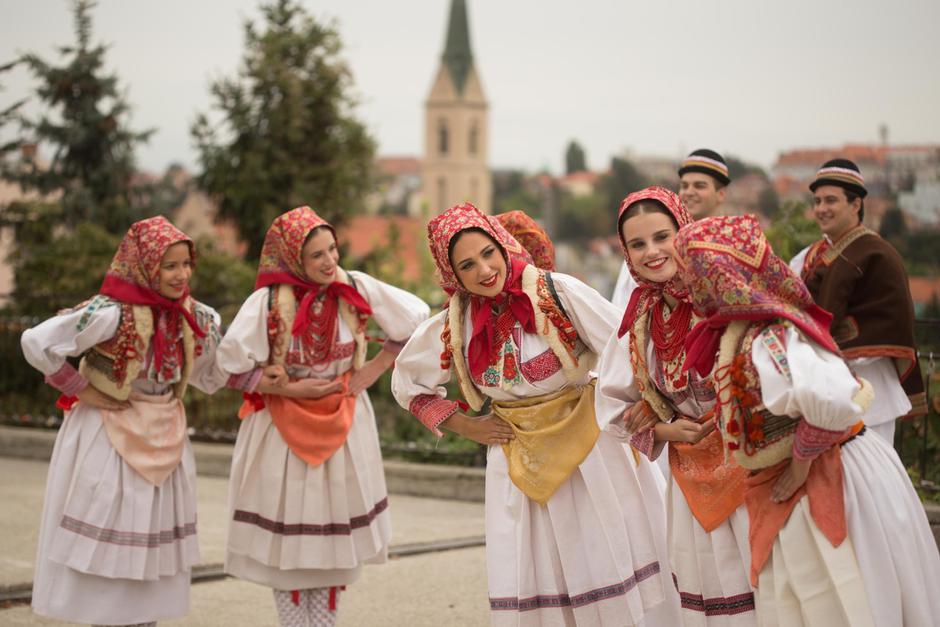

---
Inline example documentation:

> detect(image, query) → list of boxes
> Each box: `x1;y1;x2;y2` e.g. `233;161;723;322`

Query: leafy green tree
879;206;908;242
765;200;818;262
601;156;649;214
192;0;376;259
7;0;153;233
565;140;586;174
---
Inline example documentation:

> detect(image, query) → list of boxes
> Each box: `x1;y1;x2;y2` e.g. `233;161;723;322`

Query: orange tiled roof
909;276;940;306
337;215;426;282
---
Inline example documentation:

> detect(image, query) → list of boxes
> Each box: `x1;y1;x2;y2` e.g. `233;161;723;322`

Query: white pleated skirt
755;430;940;626
225;390;391;591
485;430;682;627
667;480;756;626
31;400;200;625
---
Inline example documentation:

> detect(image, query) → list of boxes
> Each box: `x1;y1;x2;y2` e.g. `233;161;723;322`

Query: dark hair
447;227;503;269
618;199;679;236
303;224;334;248
844;190;865;223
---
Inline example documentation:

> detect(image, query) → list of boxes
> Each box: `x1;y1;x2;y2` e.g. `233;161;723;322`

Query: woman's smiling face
621;211;679;284
450;230;507;298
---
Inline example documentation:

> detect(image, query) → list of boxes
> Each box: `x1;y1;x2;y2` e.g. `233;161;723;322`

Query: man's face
678;172;726;219
812;185;861;240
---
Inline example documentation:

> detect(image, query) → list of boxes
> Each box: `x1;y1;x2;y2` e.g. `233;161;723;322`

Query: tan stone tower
420;0;491;216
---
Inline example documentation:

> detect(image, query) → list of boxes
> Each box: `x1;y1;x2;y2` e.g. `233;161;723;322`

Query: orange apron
669;412;749;533
744;421;864;586
239;373;356;467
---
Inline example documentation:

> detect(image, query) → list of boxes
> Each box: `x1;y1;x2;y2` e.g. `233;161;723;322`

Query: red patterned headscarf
427;203;536;379
255;206;371;343
674;215;838;376
427;203;531;295
99;216;205;378
494;210;555;271
616;186;694;338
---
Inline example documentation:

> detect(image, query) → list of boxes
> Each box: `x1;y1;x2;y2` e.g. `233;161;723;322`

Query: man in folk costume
393;202;681;626
675;215;940;627
21;216;228;626
790;158;926;444
611;148;731;309
217;207;429;627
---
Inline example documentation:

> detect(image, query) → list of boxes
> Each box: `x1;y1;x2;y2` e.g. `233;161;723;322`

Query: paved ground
0;456;489;625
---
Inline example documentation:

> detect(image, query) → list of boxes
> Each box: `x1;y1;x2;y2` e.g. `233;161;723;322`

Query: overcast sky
2;0;938;175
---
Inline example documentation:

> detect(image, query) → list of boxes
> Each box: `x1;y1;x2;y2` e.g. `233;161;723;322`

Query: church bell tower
420;0;491;215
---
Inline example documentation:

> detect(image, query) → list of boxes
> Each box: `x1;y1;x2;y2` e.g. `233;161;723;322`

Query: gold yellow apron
493;381;600;505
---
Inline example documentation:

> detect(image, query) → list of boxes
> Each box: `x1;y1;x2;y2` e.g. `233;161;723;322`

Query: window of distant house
438;120;449;155
469;122;478;156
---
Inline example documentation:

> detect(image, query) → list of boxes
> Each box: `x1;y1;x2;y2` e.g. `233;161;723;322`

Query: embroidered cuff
227;368;264;393
630;427;656;460
44;363;88;396
409;394;459;437
792;420;847;461
382;338;407;357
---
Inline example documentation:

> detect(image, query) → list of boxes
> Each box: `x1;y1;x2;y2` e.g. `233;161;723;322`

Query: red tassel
243;392;266;411
291;589;300;606
328;586;337;611
455;400;470;412
56;395;78;411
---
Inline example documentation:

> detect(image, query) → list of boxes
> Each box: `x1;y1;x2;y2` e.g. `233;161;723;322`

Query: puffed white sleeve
595;329;665;458
215;288;273;393
391;310;459;437
187;303;229;395
549;272;620;355
595;330;642;430
20;299;122;395
752;324;867;460
610;261;638;309
788;245;810;276
349;270;430;355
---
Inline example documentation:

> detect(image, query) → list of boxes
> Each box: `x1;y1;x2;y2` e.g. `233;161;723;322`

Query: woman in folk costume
20;216;227;626
673;215;940;627
216;206;429;626
392;202;680;626
595;187;756;626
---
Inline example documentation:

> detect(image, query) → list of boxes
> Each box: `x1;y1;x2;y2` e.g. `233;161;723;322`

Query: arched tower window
437;177;448;211
469;122;478;156
438;119;449;155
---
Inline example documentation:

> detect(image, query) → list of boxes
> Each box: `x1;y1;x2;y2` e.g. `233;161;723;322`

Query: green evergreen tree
192;0;376;259
565;140;586;174
7;0;153;233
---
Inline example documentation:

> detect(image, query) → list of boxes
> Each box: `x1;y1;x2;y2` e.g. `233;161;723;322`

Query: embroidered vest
715;320;872;470
628;307;706;424
442;265;595;412
78;297;196;401
266;268;367;370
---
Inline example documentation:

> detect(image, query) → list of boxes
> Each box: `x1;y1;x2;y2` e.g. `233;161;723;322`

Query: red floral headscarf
494;210;555;271
616;186;694;338
255;206;371;345
674;215;838;376
427;203;536;379
98;216;205;379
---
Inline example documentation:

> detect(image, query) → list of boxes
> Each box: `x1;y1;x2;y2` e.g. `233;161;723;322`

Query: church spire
442;0;473;96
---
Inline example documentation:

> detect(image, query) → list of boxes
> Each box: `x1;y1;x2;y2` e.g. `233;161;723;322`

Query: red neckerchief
255;270;372;338
99;275;205;375
467;258;536;379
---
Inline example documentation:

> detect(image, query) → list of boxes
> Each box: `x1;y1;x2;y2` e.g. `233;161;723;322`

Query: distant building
772;142;940;230
420;0;491;216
